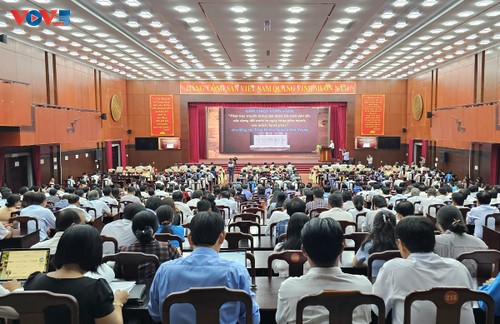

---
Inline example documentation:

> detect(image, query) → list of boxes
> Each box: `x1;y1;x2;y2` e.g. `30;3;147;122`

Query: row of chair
0;286;494;323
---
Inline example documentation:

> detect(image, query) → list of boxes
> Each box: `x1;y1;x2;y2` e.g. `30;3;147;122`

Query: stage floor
199;157;321;165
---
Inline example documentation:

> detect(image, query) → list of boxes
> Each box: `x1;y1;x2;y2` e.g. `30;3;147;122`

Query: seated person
466;191;498;239
24;225;129;324
148;211;260;323
276;217;372;324
434;205;487;277
352;210;397;277
394;201;414;221
479;275;500;317
373;216;475;324
155;205;185;248
119;210;180;279
272;212;310;277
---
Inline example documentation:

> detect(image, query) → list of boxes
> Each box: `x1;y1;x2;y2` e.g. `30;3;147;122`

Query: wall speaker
426;112;433;118
439;151;448;163
0;34;7;44
94;149;103;161
100;113;107;120
402;127;407;133
127;129;132;135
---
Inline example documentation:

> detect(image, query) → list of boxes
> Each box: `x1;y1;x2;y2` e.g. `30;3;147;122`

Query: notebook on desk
109;281;146;304
0;248;50;281
219;250;247;267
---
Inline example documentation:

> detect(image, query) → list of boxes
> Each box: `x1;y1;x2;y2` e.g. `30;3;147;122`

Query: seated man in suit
148;211;260;323
276;217;372;323
373;216;474;324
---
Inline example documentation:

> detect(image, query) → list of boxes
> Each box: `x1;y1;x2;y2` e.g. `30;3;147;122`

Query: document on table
109;281;136;293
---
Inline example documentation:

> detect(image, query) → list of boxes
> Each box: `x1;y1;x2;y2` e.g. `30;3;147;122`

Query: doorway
4;153;32;192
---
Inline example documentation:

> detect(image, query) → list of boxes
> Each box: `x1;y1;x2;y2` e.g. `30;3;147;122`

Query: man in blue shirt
148;211;260;323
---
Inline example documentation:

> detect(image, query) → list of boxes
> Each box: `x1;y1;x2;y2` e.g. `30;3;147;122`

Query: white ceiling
1;0;499;80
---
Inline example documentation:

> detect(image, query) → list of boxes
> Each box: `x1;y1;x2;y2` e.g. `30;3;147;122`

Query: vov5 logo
11;9;70;27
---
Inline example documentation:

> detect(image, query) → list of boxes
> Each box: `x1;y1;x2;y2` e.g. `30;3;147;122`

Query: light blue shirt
479;275;500;316
148;247;260;323
466;204;498;239
156;224;185;248
355;241;385;277
20;204;56;241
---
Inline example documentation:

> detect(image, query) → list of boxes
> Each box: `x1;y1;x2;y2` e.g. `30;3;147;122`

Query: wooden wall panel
484;49;499;102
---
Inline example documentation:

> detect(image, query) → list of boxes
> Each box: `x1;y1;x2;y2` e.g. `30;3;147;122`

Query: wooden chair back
337;220;357;234
485;213;500;226
108;203;120;216
309;207;329;218
103;252;160;280
403;287;495;324
296;290;386;324
162;287;252;324
224;232;254;253
233;213;261;224
240;201;260;213
246;252;256;287
343;232;369;252
228;221;261;236
217;205;231;222
367;250;401;277
83;207;97;218
90;216;103;233
267;250;308;278
427;203;444;217
0;290;79;324
156;233;184;252
456;249;500;278
9;216;39;235
458;207;470;220
354;212;367;231
10;210;21;218
241;207;265;225
100;235;119;254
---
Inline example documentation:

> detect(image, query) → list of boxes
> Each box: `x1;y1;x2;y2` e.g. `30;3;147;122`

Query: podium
319;146;330;162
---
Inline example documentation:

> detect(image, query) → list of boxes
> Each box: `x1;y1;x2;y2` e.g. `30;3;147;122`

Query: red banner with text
150;95;174;136
180;81;356;95
361;95;385;135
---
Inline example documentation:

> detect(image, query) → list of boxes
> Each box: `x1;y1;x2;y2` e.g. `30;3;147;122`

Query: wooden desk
0;229;40;249
482;225;500;250
122;279;153;324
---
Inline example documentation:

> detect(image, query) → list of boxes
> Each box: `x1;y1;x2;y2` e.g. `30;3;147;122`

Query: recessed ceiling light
72;32;85;37
125;0;141;6
29;35;42;41
284;36;295;41
44;41;56;47
469;20;484;26
479;28;492;34
441;35;455;40
285;28;298;33
283;43;294;47
241;35;253;40
286;18;301;24
422;0;438;6
385;30;396;37
322;43;334;47
12;27;25;35
345;7;360;13
371;21;383;29
127;20;140;28
139;11;152;19
454;28;469;34
230;6;246;13
113;9;127;18
191;27;204;32
174;6;190;13
72;17;84;23
138;29;150;36
242;42;254;46
96;0;112;6
395;20;407;28
338;19;352;24
381;11;394;19
57;36;69;41
475;1;493;6
235;18;249;24
442;20;457;26
393;0;408;7
486;11;500;17
479;39;490;45
419;35;432;40
288;7;304;13
196;35;209;40
457;11;474;17
332;28;344;33
82;25;97;31
201;42;213;47
237;27;251;33
184;17;198;24
150;21;162;28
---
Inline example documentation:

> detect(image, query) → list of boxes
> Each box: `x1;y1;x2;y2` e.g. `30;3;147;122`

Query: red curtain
105;141;113;170
188;103;207;163
120;140;127;167
0;148;4;187
32;146;41;186
188;102;347;162
422;140;428;164
329;103;347;160
408;139;414;165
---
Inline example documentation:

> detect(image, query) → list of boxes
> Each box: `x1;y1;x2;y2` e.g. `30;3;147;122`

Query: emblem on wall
110;95;122;122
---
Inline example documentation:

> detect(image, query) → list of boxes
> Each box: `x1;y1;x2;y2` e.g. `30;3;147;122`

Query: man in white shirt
120;186;142;204
214;190;237;217
20;192;56;241
100;203;146;255
276;217;372;323
186;190;203;208
418;188;442;217
62;194;93;223
466;191;498;239
328;140;335;159
362;195;396;232
81;190;111;218
172;191;193;222
373;216;475;324
99;187;119;206
388;186;406;208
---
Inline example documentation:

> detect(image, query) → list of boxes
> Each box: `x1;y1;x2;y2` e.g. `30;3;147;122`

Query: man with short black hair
276;217;372;323
20;192;56;241
394;201;414;221
172;190;193;220
362;195;396;232
99;187;118;205
373;216;474;324
320;193;355;222
451;192;466;207
148;211;260;323
305;187;328;217
466;191;498;239
120;186;142;204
